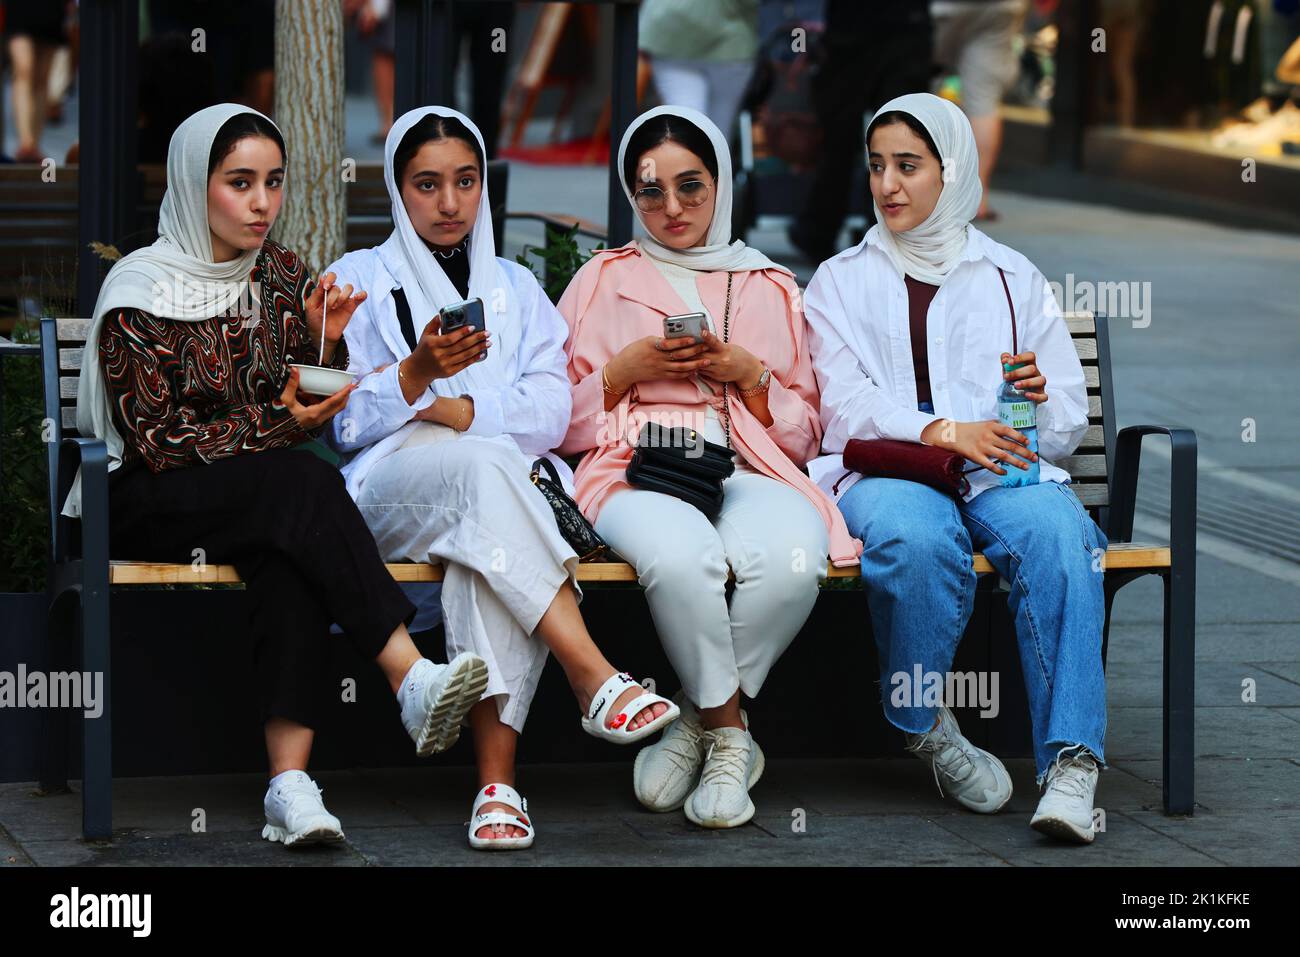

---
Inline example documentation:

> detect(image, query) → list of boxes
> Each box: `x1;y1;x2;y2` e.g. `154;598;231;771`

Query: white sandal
468;783;534;851
580;672;680;745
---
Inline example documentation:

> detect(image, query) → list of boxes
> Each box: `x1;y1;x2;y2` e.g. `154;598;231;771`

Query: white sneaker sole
1030;812;1096;844
683;742;766;829
414;653;490;757
261;821;345;848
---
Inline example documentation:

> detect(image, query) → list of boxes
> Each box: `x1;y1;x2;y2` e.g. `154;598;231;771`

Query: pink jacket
557;243;863;567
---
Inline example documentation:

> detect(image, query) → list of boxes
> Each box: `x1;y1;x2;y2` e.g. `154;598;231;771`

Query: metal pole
1048;0;1094;169
77;0;139;318
607;1;638;246
395;0;457;117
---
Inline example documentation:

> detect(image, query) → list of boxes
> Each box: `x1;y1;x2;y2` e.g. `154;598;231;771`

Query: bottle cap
1003;361;1027;373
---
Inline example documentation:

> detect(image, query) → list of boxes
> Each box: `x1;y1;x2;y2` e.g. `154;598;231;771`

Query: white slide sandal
580;672;680;745
468;783;534;851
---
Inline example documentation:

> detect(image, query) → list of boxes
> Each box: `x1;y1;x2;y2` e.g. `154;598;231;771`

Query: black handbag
625;272;739;519
626;422;736;518
530;456;609;562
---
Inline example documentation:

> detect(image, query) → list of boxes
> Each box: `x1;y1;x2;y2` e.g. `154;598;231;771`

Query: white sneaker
684;726;765;829
1031;749;1100;844
904;705;1013;814
632;696;707;812
400;653;490;757
261;771;344;847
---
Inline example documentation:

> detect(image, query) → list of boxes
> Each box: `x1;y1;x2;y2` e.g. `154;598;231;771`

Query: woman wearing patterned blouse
70;104;493;849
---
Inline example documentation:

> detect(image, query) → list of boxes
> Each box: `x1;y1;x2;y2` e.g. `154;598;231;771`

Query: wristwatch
738;366;771;397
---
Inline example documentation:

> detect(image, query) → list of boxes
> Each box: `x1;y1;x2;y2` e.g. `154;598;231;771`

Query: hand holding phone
663;312;713;344
439;297;488;361
407;298;490;382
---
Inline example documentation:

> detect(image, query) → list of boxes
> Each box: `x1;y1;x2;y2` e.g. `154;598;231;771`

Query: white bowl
290;364;355;396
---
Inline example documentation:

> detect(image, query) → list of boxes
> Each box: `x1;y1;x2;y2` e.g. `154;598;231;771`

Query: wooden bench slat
107;543;1170;586
56;317;93;342
1070;482;1109;507
1065;314;1095;335
1083;367;1099;388
1078;424;1104;449
60;377;78;399
1074;339;1097;362
1056;453;1108;477
62;407;77;430
59;346;83;371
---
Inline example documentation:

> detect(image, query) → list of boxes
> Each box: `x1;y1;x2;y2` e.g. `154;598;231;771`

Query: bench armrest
1109;425;1197;574
53;437;109;570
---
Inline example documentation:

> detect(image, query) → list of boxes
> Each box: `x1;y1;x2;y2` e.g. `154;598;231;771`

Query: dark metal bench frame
36;311;1197;840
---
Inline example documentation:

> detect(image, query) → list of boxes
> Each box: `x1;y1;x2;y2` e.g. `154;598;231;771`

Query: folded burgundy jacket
842;438;971;499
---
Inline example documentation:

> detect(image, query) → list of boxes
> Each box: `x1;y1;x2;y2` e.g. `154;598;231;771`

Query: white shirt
325;245;575;498
804;225;1088;502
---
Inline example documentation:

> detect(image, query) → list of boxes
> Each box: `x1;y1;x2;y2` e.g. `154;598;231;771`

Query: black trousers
109;448;416;730
793;0;934;254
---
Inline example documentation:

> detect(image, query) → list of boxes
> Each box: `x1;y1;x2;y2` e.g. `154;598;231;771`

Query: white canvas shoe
905;705;1013;814
400;653;490;757
261;771;344;848
1031;750;1100;844
684;726;765;829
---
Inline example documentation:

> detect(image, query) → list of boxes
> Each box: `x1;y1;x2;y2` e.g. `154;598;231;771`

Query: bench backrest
42;309;1116;523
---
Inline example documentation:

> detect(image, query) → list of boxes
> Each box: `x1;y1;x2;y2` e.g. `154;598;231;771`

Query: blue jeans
838;474;1108;780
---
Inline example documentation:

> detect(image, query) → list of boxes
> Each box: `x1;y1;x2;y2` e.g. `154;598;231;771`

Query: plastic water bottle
997;362;1040;487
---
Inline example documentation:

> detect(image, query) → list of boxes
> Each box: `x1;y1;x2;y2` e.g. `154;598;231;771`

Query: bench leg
80;579;112;840
38;594;74;794
1162;569;1195;815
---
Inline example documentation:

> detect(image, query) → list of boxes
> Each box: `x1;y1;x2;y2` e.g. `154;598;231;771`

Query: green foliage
0;318;49;592
516;223;603;304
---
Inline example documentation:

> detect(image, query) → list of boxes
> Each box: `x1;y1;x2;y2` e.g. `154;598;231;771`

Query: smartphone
440;297;487;359
663;312;713;344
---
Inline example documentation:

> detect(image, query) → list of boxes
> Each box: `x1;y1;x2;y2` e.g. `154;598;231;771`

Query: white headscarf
616;105;784;275
866;93;982;286
66;102;281;517
376;105;520;398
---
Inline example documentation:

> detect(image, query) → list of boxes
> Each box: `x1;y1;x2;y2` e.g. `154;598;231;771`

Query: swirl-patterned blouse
100;240;348;473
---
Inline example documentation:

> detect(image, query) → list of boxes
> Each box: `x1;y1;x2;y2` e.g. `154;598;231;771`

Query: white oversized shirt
804;225;1088;502
324;243;574;497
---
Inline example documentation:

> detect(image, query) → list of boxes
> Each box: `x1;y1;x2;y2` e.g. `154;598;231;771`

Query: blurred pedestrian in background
788;0;933;266
347;0;397;143
149;0;276;116
5;0;73;161
930;0;1030;221
640;0;760;149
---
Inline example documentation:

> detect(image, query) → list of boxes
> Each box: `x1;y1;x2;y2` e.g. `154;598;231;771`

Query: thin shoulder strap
997;267;1017;356
391;286;417;352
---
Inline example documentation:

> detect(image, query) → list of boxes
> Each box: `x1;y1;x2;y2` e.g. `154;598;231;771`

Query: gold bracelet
456;396;471;432
397;359;409;384
601;364;624;396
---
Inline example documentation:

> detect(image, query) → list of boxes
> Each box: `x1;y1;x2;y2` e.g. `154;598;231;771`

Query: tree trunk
271;0;345;274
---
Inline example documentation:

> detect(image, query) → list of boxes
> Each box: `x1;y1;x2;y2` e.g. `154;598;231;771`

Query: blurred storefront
991;0;1300;229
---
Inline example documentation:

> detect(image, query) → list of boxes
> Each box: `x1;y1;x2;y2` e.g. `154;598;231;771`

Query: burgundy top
99;240;347;473
904;274;939;406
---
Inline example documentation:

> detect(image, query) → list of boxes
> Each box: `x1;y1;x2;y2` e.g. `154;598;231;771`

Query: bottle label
1001;400;1035;430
